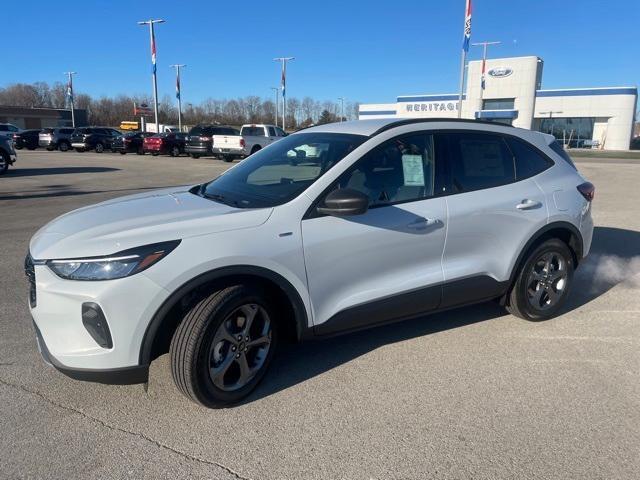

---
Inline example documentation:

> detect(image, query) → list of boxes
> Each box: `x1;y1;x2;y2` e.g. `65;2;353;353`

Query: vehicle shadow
4;167;120;177
245;225;640;404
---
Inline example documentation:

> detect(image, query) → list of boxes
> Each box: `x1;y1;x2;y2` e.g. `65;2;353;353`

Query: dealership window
535;117;595;148
482;98;515;110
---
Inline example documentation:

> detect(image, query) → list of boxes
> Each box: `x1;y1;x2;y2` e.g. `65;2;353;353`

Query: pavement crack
0;377;252;480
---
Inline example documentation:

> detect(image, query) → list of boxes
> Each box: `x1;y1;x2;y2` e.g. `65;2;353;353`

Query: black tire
250;145;261;156
170;285;278;408
136;147;144;155
222;155;234;162
152;152;159;156
95;143;105;153
14;145;22;150
506;239;574;321
0;151;9;175
58;141;70;152
190;153;200;159
75;148;85;152
170;146;180;157
119;151;127;155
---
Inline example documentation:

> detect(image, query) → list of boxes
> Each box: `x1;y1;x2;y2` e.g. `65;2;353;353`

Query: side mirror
317;188;369;217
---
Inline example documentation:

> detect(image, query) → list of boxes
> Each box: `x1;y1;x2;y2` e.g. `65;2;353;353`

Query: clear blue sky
2;0;638;105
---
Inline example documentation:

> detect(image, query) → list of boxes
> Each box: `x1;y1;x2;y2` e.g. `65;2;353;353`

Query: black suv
13;129;41;150
70;127;122;153
0;136;17;174
185;125;239;158
111;131;154;155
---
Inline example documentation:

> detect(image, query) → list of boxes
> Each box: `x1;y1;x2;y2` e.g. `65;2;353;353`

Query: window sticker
402;154;425;186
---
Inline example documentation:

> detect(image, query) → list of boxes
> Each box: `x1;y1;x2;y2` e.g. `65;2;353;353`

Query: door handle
516;199;542;210
406;218;440;230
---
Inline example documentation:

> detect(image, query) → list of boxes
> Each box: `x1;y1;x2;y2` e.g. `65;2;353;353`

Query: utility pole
337;97;345;122
138;19;165;133
471;41;500;101
271;87;279;127
63;71;77;127
274;57;294;131
170;64;186;131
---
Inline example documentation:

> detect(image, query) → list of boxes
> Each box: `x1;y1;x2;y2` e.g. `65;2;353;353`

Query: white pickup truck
240;124;287;156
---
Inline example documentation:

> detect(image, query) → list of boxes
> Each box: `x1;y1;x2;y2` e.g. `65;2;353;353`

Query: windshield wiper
202;192;240;207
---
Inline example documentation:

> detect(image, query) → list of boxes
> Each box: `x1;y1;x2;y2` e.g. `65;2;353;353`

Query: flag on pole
281;64;286;97
150;28;157;74
481;56;486;90
66;76;74;103
462;0;472;52
176;73;180;100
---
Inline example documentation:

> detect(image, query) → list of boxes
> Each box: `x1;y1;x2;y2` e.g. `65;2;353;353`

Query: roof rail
370;117;514;137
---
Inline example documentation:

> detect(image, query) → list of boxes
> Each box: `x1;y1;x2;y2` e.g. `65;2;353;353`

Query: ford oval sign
488;67;513;78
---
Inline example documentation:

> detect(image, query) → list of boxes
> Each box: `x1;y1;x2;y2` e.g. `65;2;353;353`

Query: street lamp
271;87;279;127
273;57;294;130
170;64;186;131
337;97;345;122
138;19;165;133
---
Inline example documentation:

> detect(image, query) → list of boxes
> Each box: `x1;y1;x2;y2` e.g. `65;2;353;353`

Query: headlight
47;240;180;281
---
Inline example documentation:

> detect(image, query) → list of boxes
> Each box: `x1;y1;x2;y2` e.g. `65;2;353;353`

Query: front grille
24;253;36;308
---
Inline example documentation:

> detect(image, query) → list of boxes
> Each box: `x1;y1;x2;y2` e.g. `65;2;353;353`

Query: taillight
577;182;595;202
240;138;245;148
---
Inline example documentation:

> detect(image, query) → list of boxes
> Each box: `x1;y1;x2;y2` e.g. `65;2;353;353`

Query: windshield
199;132;366;208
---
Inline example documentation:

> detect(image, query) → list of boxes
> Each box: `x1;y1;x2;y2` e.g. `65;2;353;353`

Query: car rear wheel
119;151;127;155
506;239;574;321
170;285;278;408
0;152;9;175
170;146;180;157
250;145;261;155
58;141;70;152
222;155;234;162
190;153;200;159
95;143;105;153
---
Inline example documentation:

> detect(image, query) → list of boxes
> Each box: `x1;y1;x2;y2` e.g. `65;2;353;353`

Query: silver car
38;127;76;151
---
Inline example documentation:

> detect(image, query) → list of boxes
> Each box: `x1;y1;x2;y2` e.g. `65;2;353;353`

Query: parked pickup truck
240;124;286;157
186;125;239;159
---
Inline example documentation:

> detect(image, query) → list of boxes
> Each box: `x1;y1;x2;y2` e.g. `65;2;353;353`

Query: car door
439;131;549;308
301;131;448;335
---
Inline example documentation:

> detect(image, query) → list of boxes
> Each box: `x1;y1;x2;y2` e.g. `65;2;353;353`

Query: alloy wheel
208;304;272;392
526;251;568;311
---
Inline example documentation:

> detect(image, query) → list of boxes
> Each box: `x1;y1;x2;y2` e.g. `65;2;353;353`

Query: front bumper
28;262;170;380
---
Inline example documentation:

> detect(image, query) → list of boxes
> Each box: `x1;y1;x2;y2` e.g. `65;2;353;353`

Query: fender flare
138;265;310;366
508;221;584;286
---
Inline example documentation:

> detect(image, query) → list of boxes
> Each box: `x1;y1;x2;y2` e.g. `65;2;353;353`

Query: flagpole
170;64;186;132
274;57;294;131
138;19;165;133
64;71;76;128
471;41;501;103
457;0;472;119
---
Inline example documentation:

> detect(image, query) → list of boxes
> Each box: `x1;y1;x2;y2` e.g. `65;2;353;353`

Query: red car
142;132;187;157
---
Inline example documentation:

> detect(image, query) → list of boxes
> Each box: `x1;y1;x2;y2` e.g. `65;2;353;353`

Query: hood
30;185;273;259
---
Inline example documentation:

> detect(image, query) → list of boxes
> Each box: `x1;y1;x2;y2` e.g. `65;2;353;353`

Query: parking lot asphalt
1;150;639;479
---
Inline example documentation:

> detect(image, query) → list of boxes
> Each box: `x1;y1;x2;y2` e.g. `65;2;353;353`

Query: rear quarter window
506;137;553;180
549;140;577;170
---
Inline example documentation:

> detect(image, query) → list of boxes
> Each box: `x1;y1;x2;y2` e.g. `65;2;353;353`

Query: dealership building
359;56;637;150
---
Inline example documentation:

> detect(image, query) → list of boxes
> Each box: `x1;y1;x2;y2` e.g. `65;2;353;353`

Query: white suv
26;119;594;407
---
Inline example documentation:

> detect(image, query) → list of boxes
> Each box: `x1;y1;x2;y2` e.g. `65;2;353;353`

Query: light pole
170;64;186;131
471;41;500;100
337;97;345;122
271;87;279;127
274;57;294;130
138;19;165;133
63;71;77;127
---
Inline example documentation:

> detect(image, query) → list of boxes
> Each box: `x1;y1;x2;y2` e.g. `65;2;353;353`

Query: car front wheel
506;238;574;321
0;152;9;175
170;285;278;408
95;143;104;153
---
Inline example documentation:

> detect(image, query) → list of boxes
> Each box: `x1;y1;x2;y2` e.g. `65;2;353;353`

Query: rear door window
505;137;553;180
446;132;516;193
